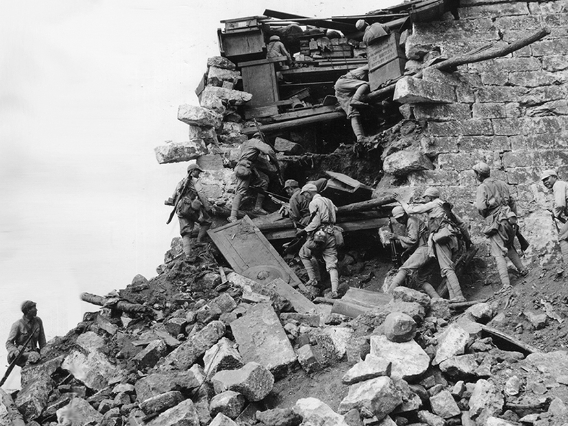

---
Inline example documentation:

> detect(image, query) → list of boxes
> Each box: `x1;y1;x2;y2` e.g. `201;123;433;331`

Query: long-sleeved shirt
406;198;469;241
238;139;278;176
552;179;568;219
398;215;429;249
475;177;516;218
172;177;211;215
6;316;46;355
267;40;291;62
304;194;337;233
289;189;307;224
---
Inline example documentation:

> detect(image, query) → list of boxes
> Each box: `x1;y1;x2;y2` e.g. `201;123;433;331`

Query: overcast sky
0;0;397;388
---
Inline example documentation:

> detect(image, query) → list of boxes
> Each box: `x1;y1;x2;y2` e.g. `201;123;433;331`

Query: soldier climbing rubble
165;163;215;260
473;162;528;293
5;300;46;367
383;206;441;299
295;183;343;299
396;187;471;302
228;135;281;222
541;168;568;274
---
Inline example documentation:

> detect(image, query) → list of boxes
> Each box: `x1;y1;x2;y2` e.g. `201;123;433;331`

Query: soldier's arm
553;183;567;218
37;318;46;349
303;201;322;233
475;185;488;217
397;218;419;248
6;322;19;354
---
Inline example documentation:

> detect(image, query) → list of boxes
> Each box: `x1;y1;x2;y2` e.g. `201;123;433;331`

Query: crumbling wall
390;0;568;267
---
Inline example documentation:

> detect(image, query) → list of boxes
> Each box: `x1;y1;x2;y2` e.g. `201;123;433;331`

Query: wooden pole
242;111;346;136
337;194;396;214
80;292;149;314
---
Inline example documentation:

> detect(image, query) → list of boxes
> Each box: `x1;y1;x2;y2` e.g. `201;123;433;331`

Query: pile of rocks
2;242;568;426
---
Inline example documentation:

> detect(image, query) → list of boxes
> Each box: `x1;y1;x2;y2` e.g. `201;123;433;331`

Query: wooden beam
271;105;337;122
262;9;354;33
337;194;397;214
242;111;346;135
480;324;540;354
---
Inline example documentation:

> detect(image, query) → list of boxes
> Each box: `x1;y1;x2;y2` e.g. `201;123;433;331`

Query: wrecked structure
4;0;568;425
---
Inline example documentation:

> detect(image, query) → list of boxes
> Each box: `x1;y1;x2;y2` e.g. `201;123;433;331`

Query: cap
187;163;204;173
269;35;280;41
21;300;36;314
472;162;491;176
392;206;406;219
355;19;367;31
300;183;318;194
284;179;299;189
423;187;440;198
541;169;558;181
507;210;517;218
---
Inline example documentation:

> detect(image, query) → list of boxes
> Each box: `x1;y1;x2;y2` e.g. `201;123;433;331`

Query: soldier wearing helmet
355;19;388;45
334;64;370;146
266;34;292;76
6;300;46;367
396;188;471;302
473;162;528;291
165;162;214;259
541;169;568;271
295;184;341;298
384;206;440;298
285;178;328;226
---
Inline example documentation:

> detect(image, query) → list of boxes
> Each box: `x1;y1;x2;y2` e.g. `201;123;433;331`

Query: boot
350;84;370;108
195;223;211;246
494;252;511;288
181;235;192;257
446;271;465;302
301;257;319;285
228;194;242;222
252;194;268;215
422;282;441;299
329;268;340;298
386;270;407;294
350;116;366;143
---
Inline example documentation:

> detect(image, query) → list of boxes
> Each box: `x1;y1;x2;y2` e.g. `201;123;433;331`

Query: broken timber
242;111;345;136
480;324;540;355
330;287;392;318
80;292;149;314
366;27;551;103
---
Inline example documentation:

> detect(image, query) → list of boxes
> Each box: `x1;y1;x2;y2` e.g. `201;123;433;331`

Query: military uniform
6;302;46;367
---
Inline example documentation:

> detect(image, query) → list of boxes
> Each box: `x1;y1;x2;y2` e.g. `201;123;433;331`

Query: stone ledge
394;77;456;104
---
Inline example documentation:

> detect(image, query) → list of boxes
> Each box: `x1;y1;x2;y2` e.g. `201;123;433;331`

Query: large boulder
383;150;434;177
178;104;222;128
146;399;200;426
134;369;203;402
203;337;243;378
140;391;185;415
469;379;504;425
370;335;430;381
338;376;402;420
342;355;392;385
294;398;349;426
56;398;103;426
154;140;209;164
209;391;245;419
211;362;274;402
0;389;25;426
434;323;471;365
383;312;417;342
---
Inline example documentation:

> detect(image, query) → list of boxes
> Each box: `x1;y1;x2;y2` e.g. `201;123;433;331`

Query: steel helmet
472;162;490;177
187;163;204;173
355;19;367;31
423;187;440;198
269;35;280;42
541;169;558;181
284;179;299;189
300;183;318;194
392;206;406;219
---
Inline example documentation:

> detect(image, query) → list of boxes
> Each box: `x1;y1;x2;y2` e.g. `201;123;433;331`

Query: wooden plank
331;300;375;318
207;216;303;288
238;56;287;67
272;105;337;122
241;111;346;136
480;324;540;354
269;278;317;315
341;287;391;309
262;217;389;240
241;62;279;107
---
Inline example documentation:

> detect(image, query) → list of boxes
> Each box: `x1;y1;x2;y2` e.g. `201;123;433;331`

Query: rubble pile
2;241;568;426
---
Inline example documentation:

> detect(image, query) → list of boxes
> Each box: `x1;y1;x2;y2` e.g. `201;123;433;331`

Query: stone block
493;15;540;31
413;104;471;121
509;71;562;88
255;408;303;426
370;335;430;381
338;376;402;420
211;362;274;402
197;154;224;170
207;67;240;87
430;389;460;419
188;125;219;146
439;354;479;379
417;410;446;426
210;391;245;419
297;344;321;373
522;86;568;106
178;104;222;128
133;340;167;370
230;303;297;376
475;86;528;103
480;70;508;86
439;151;499;172
201;86;252;106
208;56;236;70
321;326;354;360
294;398;349;426
422;68;475;103
391;287;430;308
491;118;521;136
342;355;392;385
160;320;225;371
280;313;320;327
407;170;461;187
200;89;226;114
460;3;529;19
420;136;458;157
524;311;548;329
428;119;493;137
62;349;121;391
209;413;238;426
394;77;456;104
543;55;568;72
203;337;243;377
20;355;64;388
146;399;200;426
165;317;187;337
531;38;568;57
527;100;568;117
134;370;202;402
140;391;185;415
413;18;496;43
472;103;509;119
56;398;103;426
469;379;504;424
213;293;238;313
0;389;25;426
391;377;421;414
154;140;209;164
383;150;434;177
383;312;416;343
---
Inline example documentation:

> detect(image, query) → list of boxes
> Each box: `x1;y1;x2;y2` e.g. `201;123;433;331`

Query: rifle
166;177;194;225
253;119;284;187
388;217;401;267
0;327;39;387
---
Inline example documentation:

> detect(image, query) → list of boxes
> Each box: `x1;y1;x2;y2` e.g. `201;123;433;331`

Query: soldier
473;162;528;291
286;178;328;227
166;163;214;258
266;35;292;68
396;187;471;302
355;19;388;45
541;169;568;271
384;206;440;299
334;65;370;144
296;183;341;298
228;137;280;222
6;301;46;366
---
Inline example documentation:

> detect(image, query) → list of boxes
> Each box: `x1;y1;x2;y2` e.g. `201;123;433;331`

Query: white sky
0;0;398;388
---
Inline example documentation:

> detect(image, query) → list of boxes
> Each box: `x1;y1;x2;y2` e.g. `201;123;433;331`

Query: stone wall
392;0;568;266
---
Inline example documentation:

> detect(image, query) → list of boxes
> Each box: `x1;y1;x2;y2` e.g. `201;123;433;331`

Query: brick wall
397;0;568;265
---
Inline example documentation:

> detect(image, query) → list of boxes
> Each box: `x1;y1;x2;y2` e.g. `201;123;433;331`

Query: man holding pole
6;300;46;367
541;169;568;272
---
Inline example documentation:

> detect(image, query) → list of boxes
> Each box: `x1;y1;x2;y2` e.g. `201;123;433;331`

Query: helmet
472;162;491;177
269;35;280;42
355;19;367;31
21;300;36;314
541;169;558;181
314;230;327;243
284;179;299;189
392;206;406;219
187;163;204;173
234;164;251;178
300;183;318;194
423;187;440;198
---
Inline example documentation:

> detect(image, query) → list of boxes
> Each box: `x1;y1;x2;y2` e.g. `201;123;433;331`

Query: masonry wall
395;0;568;266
